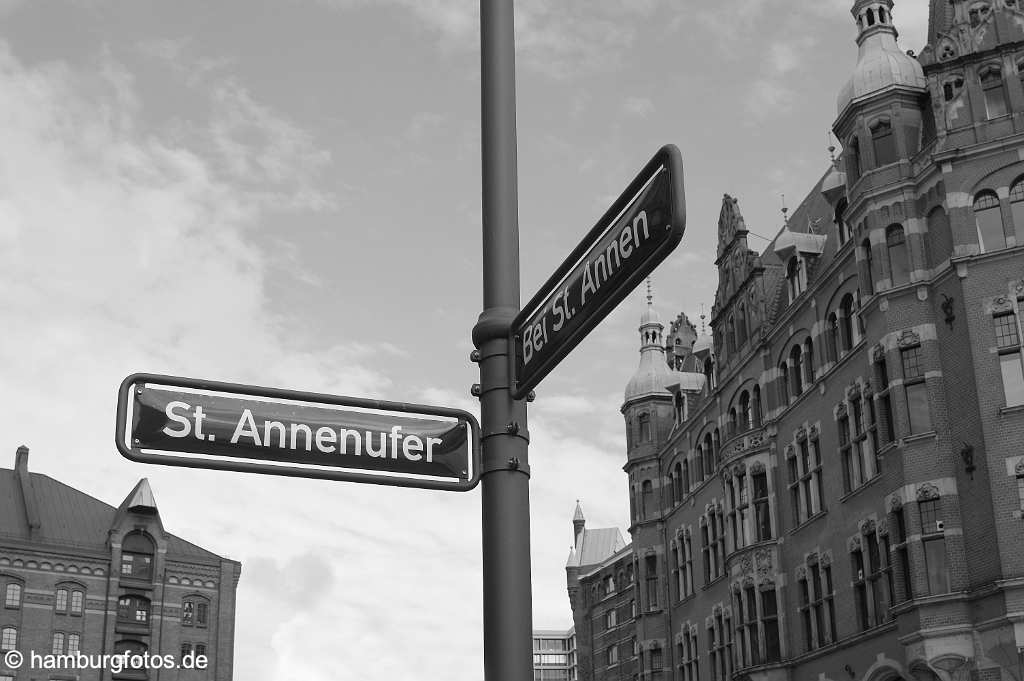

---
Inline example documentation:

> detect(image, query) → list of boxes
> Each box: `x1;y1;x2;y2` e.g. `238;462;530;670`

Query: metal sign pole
472;0;532;680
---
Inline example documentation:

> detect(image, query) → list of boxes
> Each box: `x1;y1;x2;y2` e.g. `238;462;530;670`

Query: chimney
15;445;41;534
15;444;29;472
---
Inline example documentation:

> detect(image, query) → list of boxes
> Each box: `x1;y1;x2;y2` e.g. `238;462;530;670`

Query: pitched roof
0;466;224;562
568;527;626;569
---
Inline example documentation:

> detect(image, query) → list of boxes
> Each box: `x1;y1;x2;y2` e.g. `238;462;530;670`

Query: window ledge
789;509;829;535
901;431;937;444
998;403;1024;416
876;441;898;456
840;474;883;503
701;575;727;591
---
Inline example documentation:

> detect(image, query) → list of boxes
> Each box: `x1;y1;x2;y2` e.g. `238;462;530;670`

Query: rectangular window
55;588;68;612
70;590;83;615
995;310;1024;407
852;547;869;631
895;509;913;602
645;556;658;611
901;346;933;433
67;634;80;655
920;498;951;594
753;471;771;541
1;628;16;651
52;632;65;655
761;589;780;662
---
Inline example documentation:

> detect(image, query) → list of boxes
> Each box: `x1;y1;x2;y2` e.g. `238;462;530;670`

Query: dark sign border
115;373;481;492
509;144;686;399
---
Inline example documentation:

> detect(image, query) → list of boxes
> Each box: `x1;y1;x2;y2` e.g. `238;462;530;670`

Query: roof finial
827;130;837;164
646;277;653;307
699;304;707;335
781;194;789;226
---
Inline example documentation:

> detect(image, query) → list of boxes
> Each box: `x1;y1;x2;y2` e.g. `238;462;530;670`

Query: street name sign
509;144;686;399
115;373;480;491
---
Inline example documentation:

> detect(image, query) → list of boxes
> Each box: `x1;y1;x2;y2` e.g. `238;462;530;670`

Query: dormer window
980;65;1008;119
786;256;803;303
870;120;897;167
836;199;849;245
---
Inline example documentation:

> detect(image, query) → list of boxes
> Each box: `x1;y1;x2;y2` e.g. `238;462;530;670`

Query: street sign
509;144;685;399
115;373;480;491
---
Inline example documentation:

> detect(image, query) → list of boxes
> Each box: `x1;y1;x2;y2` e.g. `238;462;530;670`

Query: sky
0;1;929;679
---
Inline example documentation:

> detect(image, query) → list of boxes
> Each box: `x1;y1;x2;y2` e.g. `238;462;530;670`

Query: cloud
623;96;655;118
316;0;673;78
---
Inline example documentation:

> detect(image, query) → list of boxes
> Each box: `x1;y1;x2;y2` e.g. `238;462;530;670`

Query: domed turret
624;284;674;405
837;0;926;116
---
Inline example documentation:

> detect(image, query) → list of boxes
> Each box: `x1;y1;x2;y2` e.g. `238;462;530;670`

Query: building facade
568;1;1024;680
1;446;241;680
534;626;579;681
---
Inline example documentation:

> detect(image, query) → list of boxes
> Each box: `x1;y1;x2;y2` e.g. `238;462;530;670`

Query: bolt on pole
472;0;533;680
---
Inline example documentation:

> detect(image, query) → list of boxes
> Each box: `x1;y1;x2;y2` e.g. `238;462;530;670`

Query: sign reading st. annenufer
116;374;480;491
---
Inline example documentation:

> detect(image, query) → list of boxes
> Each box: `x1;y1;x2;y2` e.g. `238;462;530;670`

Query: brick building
567;1;1024;680
0;446;241;680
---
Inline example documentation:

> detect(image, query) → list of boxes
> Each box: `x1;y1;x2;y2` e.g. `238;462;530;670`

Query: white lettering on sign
227;408;441;462
163;401;213;441
522;208;655;368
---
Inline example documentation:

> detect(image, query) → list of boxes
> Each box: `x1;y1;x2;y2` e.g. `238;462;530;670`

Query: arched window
696;445;705;480
726;317;736;355
704;357;716;391
804;338;815;383
4;583;21;609
182;596;210;627
673;462;683;503
871;120;898;167
728;408;738;436
980;64;1008;118
121;532;155;580
974;191;1006;252
848;136;861;182
739;391;751;431
682;459;690;491
786;257;802;303
1010;178;1024;245
878;7;887;22
752;385;762;427
704;433;715;474
713;429;721;466
117;595;151;624
866;7;875;25
779;362;790;405
641;480;654;520
862;238;875;294
826;312;839;363
839;294;856;351
886;225;910;286
737;304;748;347
1;626;16;651
836;199;849;244
790;345;804;396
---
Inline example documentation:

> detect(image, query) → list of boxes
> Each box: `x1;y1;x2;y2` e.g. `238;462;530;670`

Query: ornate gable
922;0;1024;65
717;194;748;259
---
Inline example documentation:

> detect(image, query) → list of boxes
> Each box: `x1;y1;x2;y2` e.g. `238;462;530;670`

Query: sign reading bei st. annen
510;145;685;400
115;374;480;491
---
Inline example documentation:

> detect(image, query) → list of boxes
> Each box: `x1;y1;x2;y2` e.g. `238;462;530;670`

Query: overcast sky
0;1;928;679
